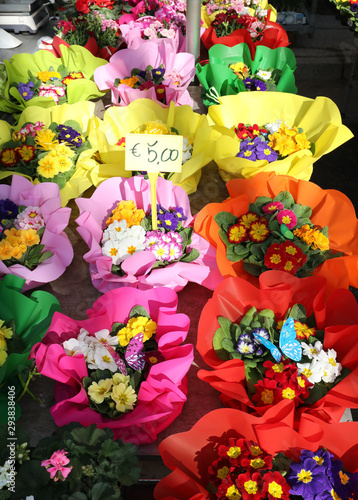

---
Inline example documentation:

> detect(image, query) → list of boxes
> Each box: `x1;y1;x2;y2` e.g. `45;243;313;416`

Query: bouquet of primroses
31;286;194;444
196;270;358;425
0;423;140;500
201;0;277;29
196;43;297;107
154;400;358;500
208;93;353;181
52;15;121;58
93;41;195;107
194;173;358;292
81;99;218;195
0;44;107;120
329;0;358;32
0;175;73;289
201;0;289;53
0;102;94;204
75;176;222;292
0;274;61;424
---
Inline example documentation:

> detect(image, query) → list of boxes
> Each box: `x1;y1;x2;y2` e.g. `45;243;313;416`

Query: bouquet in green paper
0;44;107;120
196;43;297;107
0;274;61;424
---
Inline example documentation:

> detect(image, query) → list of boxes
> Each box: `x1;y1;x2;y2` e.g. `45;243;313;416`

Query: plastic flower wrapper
0;44;107;121
30;286;194;444
208;93;353;182
196;43;297;107
201;3;289;56
194;172;358;292
93;41;195;107
75;176;222;292
195;270;358;425
0;274;61;425
0;101;96;206
201;0;277;29
80;99;217;195
0;424;140;499
154;399;358;500
0;175;73;290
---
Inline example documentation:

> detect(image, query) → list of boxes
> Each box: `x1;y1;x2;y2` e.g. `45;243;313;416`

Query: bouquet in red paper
31;286;193;444
196;271;358;424
155;400;358;500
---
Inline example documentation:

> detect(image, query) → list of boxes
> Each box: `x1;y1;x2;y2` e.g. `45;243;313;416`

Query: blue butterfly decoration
252;317;302;363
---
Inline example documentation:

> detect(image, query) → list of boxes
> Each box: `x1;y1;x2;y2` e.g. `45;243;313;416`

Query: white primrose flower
102;219;128;244
265;119;287;134
93;328;119;346
93;345;118;372
0;461;12;488
301;341;323;359
317;348;342;379
256;69;272;81
297;359;324;384
182;137;193;163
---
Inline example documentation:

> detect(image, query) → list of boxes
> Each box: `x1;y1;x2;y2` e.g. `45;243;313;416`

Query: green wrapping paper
196;43;297;107
0;275;61;423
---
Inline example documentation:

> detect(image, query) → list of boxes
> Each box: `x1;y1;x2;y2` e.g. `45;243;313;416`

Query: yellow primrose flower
20;228;40;247
37;70;61;83
310;230;329;251
117;326;134;347
0;240;13;260
111;382;137;412
53;144;75;158
35;129;59;151
0;349;7;367
106;200;145;228
229;62;250;79
4;233;22;247
112;373;131;386
11;245;27;260
37;155;60;178
0;320;13;340
56;154;73;173
294;321;316;339
87;378;113;404
133;120;173;135
119;76;139;88
16;144;35;162
126;316;157;341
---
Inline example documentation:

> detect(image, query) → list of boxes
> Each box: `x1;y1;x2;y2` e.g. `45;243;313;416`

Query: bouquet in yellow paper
209;93;353;182
80;98;217;195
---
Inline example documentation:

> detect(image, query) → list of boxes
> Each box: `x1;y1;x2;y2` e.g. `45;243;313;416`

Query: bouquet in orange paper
194;172;358;292
155;400;358;500
196;270;358;425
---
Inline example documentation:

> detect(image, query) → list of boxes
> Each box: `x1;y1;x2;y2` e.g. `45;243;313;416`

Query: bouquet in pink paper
30;286;193;444
75;176;222;292
0;175;73;290
93;41;195;107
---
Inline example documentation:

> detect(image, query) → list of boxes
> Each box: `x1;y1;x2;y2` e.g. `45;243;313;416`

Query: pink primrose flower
277;209;297;229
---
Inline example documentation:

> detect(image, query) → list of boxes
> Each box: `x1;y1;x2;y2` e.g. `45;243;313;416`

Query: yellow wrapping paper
208;93;353;182
78;99;217;195
0;101;97;206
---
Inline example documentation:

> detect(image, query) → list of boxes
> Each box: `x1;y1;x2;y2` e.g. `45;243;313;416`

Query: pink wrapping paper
0;176;73;290
30;286;193;444
94;41;195;107
75;176;223;292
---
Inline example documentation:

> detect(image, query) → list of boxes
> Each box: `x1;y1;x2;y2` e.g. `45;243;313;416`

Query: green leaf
180;248;200;263
213;327;231;360
90;482;116;500
273;191;295;208
292;203;312;219
289;304;307;322
253;196;272;211
129;305;150;319
214;211;238;227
